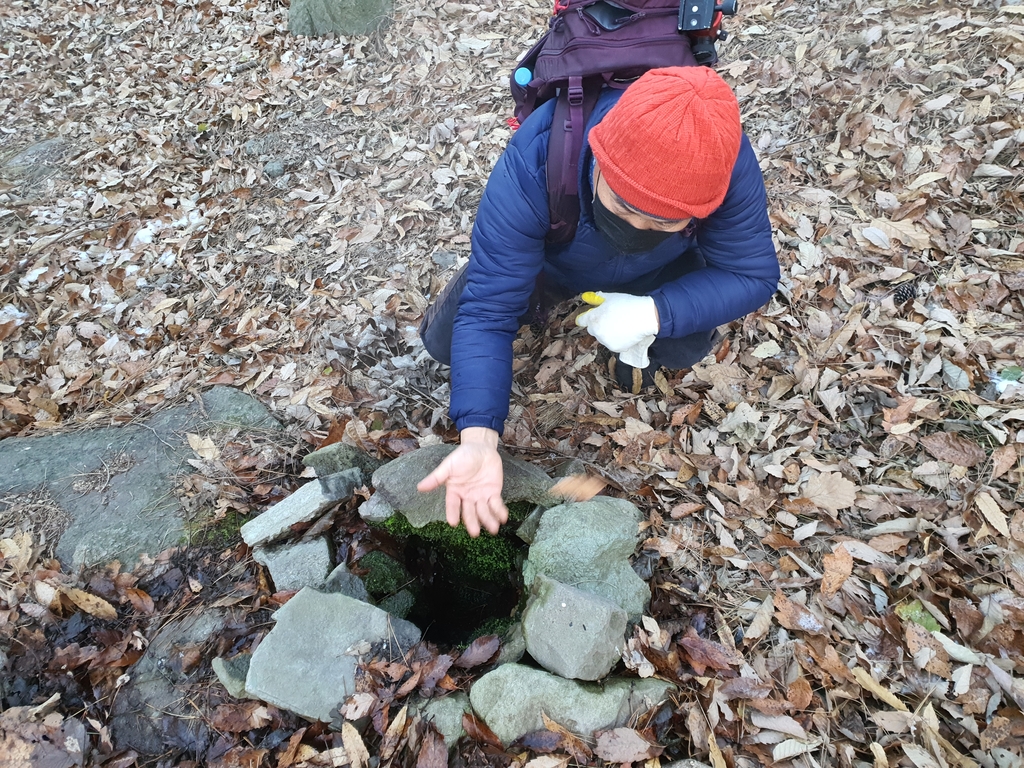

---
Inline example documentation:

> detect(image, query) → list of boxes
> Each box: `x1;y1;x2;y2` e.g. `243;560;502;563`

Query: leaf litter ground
1;0;1024;766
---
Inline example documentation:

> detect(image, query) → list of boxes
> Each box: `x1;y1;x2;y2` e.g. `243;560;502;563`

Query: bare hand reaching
416;427;507;537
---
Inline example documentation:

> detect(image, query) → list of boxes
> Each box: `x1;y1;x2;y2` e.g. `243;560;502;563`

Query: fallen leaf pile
1;0;1023;764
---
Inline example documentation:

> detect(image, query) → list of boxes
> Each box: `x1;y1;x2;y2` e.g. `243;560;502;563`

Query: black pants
419;249;719;370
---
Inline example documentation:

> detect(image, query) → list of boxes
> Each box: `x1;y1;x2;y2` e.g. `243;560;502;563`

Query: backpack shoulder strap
545;77;602;246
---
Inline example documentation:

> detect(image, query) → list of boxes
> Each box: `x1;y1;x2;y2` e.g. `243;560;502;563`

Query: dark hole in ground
358;503;532;646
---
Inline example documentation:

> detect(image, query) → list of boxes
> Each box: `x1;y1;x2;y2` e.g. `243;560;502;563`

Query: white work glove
575;291;659;368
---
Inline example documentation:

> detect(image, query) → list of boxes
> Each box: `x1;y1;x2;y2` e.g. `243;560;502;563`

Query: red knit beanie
589;67;742;220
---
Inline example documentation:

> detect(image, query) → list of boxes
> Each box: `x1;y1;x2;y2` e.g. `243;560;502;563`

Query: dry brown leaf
919;432;985;468
773;592;826;635
852;667;908;712
593;728;663;763
342;722;369;768
61;587;118;620
820;543;853;599
187;432;221;462
787;678;812;711
800;472;857;512
990;444;1018;482
547;474;606;502
904;623;952;678
975;491;1010;537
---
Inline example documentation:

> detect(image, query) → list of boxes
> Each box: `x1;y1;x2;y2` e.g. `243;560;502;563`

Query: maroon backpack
510;0;736;244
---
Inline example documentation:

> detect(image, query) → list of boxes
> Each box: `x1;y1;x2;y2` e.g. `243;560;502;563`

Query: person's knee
419;319;452;365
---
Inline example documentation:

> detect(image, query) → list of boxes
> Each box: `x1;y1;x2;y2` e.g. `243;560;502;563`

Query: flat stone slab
469;663;673;745
369;445;555;528
303;442;382;478
522;574;627;681
289;0;394;36
245;588;420;722
323;563;371;603
253;537;332;592
240;482;334;548
0;387;279;570
523;498;649;620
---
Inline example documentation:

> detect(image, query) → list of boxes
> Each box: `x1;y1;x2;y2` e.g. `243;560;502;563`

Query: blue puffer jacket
450;87;779;433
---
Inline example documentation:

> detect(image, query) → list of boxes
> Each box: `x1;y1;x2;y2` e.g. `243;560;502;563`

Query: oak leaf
800;472;857;512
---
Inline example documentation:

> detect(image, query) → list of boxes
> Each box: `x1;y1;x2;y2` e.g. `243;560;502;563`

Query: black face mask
592;192;674;254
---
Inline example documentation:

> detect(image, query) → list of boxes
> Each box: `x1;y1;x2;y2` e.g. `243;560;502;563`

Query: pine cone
893;283;917;303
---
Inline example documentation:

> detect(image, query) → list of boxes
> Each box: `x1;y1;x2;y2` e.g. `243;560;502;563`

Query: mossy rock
359;550;412;599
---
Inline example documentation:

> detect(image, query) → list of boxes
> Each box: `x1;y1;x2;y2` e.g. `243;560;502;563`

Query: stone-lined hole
358;502;532;646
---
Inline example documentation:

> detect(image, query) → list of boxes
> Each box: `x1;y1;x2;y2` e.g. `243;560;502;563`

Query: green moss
379;589;416;619
359;550;412;598
377;503;533;583
185;510;246;549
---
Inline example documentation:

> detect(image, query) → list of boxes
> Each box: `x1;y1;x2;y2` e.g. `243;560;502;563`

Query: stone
370;445;553;528
264;160;285;178
495;621;526;666
469;663;673;745
213;653;252;699
664;761;713;768
418;692;471;750
110;610;227;755
317;467;364;501
516;506;544;544
253;537;332;592
245;588;420;722
240;482;334;548
323;563;371;603
523;498;649;620
0;388;277;570
303;442;383;478
359;493;394;523
521;574;626;681
289;0;394;36
202;386;281;430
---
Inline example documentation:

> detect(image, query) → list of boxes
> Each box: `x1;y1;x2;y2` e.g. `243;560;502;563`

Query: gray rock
418;692;470;750
265;160;286;178
523;498;649;620
469;663;673;745
522;574;626;681
371;445;554;528
240;482;334;547
289;0;394;36
0;388;277;570
516;506;544;545
664;761;714;768
303;442;382;478
110;611;227;755
202;386;280;430
496;621;526;666
213;653;252;699
324;563;371;602
359;493;394;523
253;537;332;592
245;588;420;722
552;458;588;478
0;137;69;182
318;467;364;501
